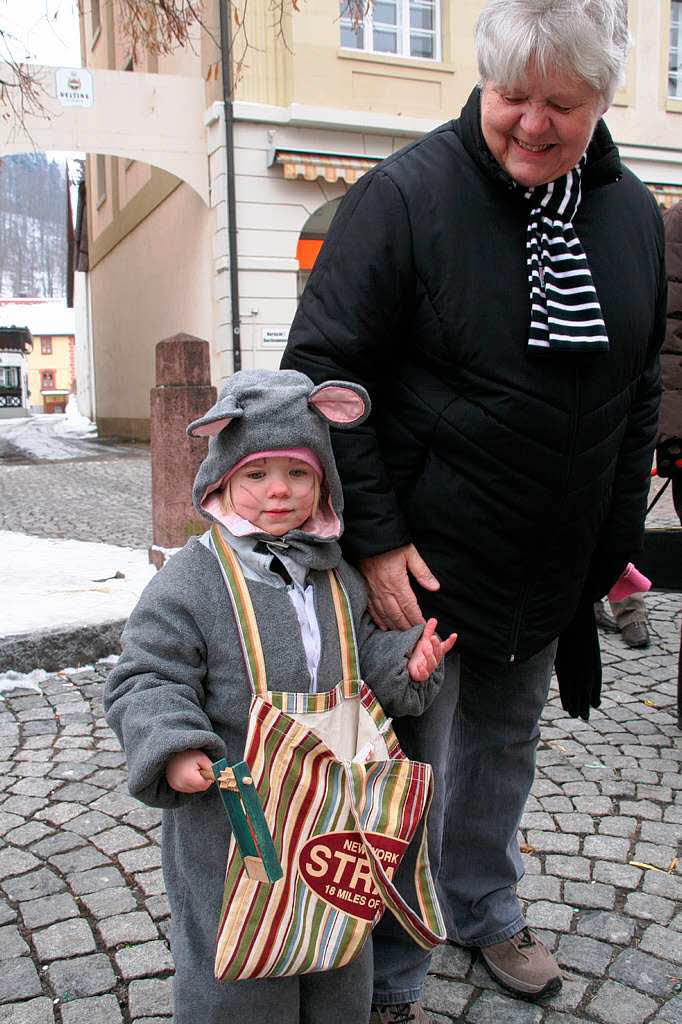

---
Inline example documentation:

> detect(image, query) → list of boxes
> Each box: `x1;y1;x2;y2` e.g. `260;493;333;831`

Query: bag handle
343;763;446;950
210;525;361;696
204;758;283;883
211;526;269;696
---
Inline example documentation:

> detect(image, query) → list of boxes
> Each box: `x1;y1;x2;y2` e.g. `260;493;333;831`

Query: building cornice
230;99;442;137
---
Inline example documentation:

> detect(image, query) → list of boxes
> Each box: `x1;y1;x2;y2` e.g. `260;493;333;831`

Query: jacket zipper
508;581;530;663
508;368;582;664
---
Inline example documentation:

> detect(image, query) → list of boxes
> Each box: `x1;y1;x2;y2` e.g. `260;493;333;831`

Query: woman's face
480;66;608;188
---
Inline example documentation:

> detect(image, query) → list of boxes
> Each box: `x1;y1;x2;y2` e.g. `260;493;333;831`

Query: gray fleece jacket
104;369;442;1024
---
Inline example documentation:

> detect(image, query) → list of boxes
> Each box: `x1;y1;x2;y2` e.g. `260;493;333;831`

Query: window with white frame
0;366;19;389
671;1;682;97
340;1;440;61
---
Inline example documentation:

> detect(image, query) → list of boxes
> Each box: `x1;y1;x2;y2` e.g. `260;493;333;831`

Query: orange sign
296;238;324;271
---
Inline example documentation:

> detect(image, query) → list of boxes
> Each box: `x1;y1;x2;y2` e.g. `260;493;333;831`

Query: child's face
227;457;317;536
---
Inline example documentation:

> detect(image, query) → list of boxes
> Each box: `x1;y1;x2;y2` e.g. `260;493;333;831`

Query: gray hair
475;0;630;105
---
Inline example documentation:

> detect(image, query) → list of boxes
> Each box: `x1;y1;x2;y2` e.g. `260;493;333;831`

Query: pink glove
608;563;651;604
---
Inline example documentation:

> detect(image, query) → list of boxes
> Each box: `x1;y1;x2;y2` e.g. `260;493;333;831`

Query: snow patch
1;531;156;636
149;544;181;558
0;410;125;460
54;395;96;435
0;668;48;698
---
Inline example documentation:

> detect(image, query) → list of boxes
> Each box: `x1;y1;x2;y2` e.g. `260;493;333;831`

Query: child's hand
407;618;457;683
165;749;215;793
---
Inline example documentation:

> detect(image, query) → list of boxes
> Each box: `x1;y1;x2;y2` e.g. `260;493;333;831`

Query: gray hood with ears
187;369;370;549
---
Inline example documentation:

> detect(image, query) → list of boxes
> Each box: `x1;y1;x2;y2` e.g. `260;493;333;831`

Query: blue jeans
372;642;556;1006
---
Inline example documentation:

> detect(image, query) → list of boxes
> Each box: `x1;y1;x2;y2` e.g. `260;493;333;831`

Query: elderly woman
282;1;665;1021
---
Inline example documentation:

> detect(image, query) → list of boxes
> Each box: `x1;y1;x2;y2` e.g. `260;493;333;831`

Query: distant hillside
0;154;67;299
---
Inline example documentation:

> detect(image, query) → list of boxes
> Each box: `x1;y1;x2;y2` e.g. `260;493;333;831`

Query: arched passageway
0;67;209;204
296;197;343;299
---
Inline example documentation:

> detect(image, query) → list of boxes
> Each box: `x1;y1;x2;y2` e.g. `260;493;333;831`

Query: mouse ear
308;382;370;428
187;401;244;437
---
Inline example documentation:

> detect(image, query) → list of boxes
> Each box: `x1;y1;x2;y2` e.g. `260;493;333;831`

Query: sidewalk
1;427;681;1023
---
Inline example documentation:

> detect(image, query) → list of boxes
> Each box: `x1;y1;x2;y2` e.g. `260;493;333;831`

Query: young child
104;369;455;1024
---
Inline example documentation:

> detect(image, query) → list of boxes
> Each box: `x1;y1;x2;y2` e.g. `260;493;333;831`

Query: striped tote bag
208;525;446;981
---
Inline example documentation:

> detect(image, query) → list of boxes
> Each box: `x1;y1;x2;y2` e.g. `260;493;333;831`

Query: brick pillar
149;333;217;568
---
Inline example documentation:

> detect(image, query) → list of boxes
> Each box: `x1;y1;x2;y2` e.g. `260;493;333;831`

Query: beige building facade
27;333;75;414
0;301;76;414
76;0;682;438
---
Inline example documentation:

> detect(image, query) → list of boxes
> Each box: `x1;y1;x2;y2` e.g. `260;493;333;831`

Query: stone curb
0;619;125;673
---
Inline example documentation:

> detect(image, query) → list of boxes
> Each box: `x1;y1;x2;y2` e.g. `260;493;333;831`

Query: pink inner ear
310;386;366;424
192;416;233;437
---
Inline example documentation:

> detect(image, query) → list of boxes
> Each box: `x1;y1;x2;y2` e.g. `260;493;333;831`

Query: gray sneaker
480;927;562;999
594;600;619;632
621;620;650;648
370;1003;432;1024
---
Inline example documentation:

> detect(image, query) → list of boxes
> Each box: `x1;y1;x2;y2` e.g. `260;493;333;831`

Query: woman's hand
407;618;457;683
165;749;215;793
359;544;440;630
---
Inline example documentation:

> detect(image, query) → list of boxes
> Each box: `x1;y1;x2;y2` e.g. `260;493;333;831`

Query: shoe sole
595;620;619;633
480;952;563;1001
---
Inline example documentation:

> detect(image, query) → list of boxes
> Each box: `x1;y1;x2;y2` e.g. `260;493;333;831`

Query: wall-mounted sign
262;328;290;346
55;68;94;108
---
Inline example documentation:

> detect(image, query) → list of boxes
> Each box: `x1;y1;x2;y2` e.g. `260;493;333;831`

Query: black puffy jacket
282;88;665;675
661;201;682;444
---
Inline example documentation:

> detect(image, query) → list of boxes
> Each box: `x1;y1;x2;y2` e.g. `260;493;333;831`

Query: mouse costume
105;370;443;1024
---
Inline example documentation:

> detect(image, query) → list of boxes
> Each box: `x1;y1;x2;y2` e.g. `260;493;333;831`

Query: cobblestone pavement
0;591;680;1024
0;415;152;549
0;457;152;549
648;478;680;530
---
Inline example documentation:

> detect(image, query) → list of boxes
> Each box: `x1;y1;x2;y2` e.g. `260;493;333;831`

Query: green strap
210;525;361;693
211;526;268;695
326;569;361;681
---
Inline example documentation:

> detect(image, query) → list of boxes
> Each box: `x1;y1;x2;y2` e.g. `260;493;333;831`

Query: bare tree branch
340;1;372;31
0;23;51;139
107;0;207;61
229;0;256;87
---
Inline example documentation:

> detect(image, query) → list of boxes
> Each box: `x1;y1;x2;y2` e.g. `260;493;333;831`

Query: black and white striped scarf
524;157;609;353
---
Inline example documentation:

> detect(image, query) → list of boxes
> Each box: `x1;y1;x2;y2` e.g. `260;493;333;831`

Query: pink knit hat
224;447;323;482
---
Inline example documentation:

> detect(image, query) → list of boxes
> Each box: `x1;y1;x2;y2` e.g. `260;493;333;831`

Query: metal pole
218;0;242;373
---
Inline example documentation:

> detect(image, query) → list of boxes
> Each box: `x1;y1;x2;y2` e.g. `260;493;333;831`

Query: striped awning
270;149;379;185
